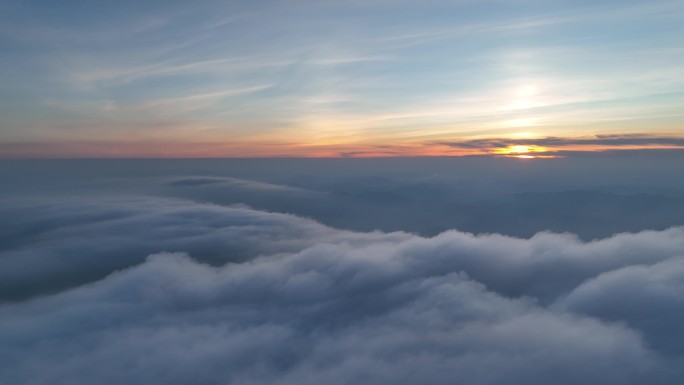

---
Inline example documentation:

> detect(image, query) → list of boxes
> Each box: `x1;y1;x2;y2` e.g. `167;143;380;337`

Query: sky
1;0;684;157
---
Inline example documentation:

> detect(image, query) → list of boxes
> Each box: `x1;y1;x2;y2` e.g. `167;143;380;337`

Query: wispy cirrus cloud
2;0;684;157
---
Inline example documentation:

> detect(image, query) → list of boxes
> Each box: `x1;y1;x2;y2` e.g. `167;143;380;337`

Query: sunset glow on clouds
1;0;684;157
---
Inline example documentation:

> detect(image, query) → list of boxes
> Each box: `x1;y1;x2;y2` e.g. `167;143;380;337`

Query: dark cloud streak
435;134;684;152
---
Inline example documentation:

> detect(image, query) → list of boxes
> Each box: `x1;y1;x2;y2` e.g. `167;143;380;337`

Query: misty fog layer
3;154;684;240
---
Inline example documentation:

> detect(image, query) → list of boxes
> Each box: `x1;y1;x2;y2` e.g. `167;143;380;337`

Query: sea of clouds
2;195;684;384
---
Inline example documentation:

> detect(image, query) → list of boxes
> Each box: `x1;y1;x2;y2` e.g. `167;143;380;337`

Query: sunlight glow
516;85;539;98
492;144;556;159
504;118;537;127
512;131;535;138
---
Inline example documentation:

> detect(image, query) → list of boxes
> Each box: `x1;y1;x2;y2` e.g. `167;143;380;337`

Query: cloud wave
1;197;684;384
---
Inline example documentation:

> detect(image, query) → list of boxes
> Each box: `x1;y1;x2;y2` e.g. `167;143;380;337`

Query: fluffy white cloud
557;256;684;355
1;197;683;384
0;253;662;385
0;197;407;301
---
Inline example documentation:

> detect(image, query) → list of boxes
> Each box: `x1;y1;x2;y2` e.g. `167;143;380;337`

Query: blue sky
1;0;684;157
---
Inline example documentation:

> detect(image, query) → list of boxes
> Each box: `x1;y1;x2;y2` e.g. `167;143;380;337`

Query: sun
492;144;553;159
509;145;532;153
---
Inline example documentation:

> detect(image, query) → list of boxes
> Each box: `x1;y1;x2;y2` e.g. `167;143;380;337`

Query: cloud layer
2;196;684;384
